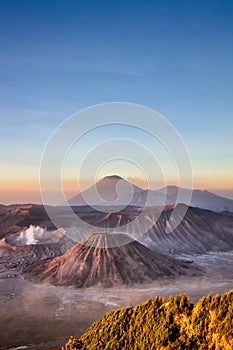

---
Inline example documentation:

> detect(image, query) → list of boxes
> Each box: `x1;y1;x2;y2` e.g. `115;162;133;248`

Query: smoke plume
17;225;48;245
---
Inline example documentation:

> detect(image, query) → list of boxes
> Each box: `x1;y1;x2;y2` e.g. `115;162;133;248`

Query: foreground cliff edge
62;289;233;350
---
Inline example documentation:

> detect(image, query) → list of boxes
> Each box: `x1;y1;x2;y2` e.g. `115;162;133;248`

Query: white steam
17;225;48;245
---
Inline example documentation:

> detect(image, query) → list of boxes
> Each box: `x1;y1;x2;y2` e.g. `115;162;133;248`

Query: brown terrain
24;233;200;288
0;205;55;239
0;203;233;282
0;198;232;349
0;228;74;274
0;177;232;350
139;204;233;254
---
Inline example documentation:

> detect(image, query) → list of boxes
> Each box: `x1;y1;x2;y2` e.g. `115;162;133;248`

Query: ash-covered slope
73;205;233;255
140;204;233;254
0;228;75;273
1;203;232;257
25;233;200;288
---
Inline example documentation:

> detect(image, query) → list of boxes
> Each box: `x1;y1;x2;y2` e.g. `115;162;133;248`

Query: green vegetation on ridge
62;290;233;350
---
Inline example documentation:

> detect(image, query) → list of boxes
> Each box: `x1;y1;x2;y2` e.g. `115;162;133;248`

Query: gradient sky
0;0;233;204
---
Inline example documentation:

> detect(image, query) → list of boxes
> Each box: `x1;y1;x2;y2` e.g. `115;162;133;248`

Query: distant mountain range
139;204;233;254
1;202;233;288
1;203;233;254
68;175;233;212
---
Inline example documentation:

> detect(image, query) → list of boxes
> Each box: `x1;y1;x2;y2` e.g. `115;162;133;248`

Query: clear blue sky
0;0;233;203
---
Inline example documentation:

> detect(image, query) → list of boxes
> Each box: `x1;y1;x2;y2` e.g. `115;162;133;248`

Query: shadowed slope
25;233;200;288
140;205;233;254
0;205;55;238
1;203;233;256
0;229;75;273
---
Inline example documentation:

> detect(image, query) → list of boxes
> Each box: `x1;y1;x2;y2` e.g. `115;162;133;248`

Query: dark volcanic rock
139;205;233;254
1;203;233;258
24;233;200;288
0;205;54;239
0;229;75;273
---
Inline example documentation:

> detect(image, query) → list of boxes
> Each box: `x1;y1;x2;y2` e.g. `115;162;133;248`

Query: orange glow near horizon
0;180;41;204
1;173;233;204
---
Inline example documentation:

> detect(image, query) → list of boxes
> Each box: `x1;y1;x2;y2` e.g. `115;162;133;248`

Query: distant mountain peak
68;175;143;206
101;175;124;180
164;185;179;191
67;176;233;212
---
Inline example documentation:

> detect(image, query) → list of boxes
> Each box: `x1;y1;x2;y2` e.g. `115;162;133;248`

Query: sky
0;0;233;204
